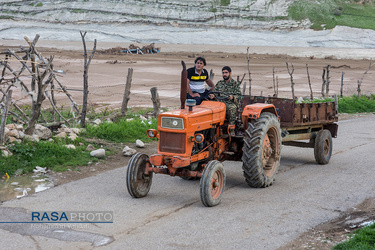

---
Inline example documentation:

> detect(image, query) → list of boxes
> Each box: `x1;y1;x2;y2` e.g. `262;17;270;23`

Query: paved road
1;115;375;249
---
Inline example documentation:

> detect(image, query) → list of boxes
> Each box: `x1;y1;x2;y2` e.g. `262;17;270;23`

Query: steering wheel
209;91;230;101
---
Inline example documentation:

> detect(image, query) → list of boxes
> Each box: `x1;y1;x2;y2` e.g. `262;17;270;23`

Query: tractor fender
241;103;279;130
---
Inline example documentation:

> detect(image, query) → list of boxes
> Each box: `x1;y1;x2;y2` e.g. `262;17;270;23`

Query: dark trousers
186;89;210;105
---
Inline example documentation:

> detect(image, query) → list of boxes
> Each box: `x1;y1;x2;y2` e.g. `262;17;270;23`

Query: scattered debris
98;43;160;55
33;166;47;174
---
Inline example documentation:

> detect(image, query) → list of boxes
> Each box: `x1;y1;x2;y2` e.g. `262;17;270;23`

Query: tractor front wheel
242;112;282;188
200;160;226;207
314;129;332;165
126;153;153;198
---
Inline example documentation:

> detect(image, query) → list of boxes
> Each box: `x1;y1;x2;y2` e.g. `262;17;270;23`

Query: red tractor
126;61;338;207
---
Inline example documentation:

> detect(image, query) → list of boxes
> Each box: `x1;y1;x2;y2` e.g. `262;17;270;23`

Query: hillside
0;0;375;48
1;0;303;30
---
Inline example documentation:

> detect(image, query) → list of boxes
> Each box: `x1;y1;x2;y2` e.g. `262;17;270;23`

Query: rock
16;124;24;131
68;133;78;141
90;149;105;158
86;144;96;151
139;115;147;121
34;124;52;140
7;129;19;138
126;118;134;122
71;128;82;134
122;146;137;156
93;119;102;125
58;127;71;133
18;131;25;139
106;118;112;123
1;150;9;157
8;136;18;143
4;127;9;134
55;132;67;138
32;134;40;142
136;139;145;148
5;124;17;130
65;144;76;149
23;134;32;141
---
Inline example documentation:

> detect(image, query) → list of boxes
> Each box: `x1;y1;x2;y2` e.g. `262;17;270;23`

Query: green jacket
213;78;242;107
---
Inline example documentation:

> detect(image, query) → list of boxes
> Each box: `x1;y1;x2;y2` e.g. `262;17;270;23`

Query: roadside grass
83;117;158;143
2;107;158;176
288;0;375;30
333;222;375;249
0;137;100;176
339;95;375;113
300;95;375;114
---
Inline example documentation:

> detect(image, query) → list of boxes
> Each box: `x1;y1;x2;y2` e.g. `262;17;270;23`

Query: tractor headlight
147;129;158;138
190;133;205;144
161;117;184;129
195;134;204;143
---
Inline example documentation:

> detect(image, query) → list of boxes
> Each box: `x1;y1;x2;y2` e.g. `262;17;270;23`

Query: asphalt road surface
1;115;375;249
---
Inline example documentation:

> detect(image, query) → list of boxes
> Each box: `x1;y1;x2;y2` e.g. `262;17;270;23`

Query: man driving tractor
209;66;242;136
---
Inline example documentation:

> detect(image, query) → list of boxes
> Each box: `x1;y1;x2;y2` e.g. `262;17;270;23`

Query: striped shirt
187;67;209;94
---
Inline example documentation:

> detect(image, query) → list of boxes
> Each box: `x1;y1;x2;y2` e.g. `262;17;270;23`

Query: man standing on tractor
187;57;215;105
209;66;242;136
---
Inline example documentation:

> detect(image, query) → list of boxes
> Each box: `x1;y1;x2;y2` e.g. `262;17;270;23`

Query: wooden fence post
340;72;344;97
210;69;215;82
150;87;160;118
0;90;12;145
306;64;313;99
286;61;295;100
357;80;361;97
272;66;276;97
247;47;252;96
121;68;133;116
79;31;97;128
321;68;326;97
326;65;330;95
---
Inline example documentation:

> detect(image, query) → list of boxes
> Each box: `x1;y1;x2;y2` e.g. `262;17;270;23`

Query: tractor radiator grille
159;131;186;154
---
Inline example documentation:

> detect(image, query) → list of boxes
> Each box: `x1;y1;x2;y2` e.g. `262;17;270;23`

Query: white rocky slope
0;0;303;30
0;0;374;49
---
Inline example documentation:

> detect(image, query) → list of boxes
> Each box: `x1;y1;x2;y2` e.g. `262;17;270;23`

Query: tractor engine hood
158;100;226;132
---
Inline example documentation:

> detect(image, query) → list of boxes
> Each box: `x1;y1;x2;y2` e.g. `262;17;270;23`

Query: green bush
300;95;375;114
288;0;375;30
0;138;98;175
84;117;158;143
338;95;375;113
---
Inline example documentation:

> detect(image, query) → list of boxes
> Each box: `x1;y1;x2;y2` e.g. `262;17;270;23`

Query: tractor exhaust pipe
180;60;187;109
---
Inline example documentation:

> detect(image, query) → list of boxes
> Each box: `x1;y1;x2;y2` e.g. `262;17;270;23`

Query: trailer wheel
314;129;332;165
200;160;226;207
126;153;153;198
242;112;281;188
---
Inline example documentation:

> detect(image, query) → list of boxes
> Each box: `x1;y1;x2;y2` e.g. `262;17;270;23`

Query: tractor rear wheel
200;160;226;207
126;153;153;198
242;112;281;188
314;129;332;165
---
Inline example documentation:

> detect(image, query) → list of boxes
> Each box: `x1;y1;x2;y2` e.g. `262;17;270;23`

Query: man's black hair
222;66;231;73
195;57;206;66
